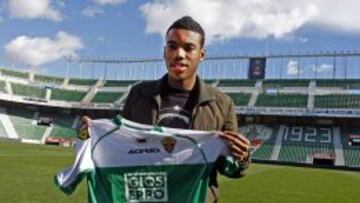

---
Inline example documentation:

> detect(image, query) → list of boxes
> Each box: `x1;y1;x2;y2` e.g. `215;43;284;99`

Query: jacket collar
140;74;215;105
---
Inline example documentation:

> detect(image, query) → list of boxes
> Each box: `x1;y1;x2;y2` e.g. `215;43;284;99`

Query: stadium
0;50;359;202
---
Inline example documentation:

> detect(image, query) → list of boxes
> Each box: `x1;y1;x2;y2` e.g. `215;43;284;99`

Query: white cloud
140;0;360;44
5;31;83;67
82;6;104;17
83;0;126;17
55;0;66;8
299;37;308;43
94;0;127;6
140;0;318;44
8;0;62;22
286;60;303;75
312;63;333;73
309;0;360;33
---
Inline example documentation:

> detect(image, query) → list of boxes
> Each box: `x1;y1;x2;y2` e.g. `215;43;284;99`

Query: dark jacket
122;75;248;202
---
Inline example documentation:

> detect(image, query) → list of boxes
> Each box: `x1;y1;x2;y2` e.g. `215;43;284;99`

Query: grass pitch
0;139;359;203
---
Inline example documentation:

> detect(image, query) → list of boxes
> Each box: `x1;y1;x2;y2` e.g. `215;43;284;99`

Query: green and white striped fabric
55;117;231;203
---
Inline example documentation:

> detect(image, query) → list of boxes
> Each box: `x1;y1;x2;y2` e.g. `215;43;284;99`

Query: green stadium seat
103;80;137;87
278;144;334;163
314;94;360;108
49;114;76;138
227;93;251;106
316;79;360;89
0;68;29;79
7;108;46;140
68;78;97;86
262;79;310;88
256;94;308;108
51;88;87;102
252;143;274;160
0;80;6;92
91;92;123;103
11;83;46;99
34;74;64;85
218;79;256;87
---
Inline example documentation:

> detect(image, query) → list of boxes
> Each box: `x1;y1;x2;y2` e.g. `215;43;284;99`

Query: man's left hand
220;131;250;163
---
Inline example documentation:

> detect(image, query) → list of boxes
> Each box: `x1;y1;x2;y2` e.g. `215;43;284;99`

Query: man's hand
80;116;92;128
220;131;250;163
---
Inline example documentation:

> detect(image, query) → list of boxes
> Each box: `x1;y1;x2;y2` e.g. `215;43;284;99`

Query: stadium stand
314;94;360;108
49;114;77;138
103;80;136;87
91;91;123;103
11;83;47;99
33;74;64;85
50;88;87;102
218;79;256;87
339;128;360;167
241;125;279;160
227;93;251;106
0;68;29;79
262;79;310;88
255;94;308;107
204;79;216;84
68;78;97;86
6;107;46;140
316;79;360;89
277;126;334;163
0;120;8;138
0;80;5;92
252;143;275;160
278;144;334;163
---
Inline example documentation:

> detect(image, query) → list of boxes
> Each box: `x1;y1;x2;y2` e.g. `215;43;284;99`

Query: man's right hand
80;116;92;128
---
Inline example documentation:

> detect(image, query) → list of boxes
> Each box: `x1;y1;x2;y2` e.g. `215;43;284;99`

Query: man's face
164;28;205;83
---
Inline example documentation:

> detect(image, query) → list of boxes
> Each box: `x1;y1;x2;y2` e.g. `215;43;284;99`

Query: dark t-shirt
157;81;197;129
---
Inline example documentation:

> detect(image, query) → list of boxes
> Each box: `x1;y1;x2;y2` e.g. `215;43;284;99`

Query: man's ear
200;49;206;61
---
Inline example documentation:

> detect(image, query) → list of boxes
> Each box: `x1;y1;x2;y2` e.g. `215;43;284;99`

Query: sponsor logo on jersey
124;172;168;202
128;148;160;154
161;137;176;153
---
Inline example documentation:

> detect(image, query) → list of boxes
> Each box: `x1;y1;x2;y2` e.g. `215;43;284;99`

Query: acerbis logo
124;172;168;202
128;148;160;154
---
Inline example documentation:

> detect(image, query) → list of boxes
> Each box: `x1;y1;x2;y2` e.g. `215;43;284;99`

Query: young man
121;16;250;202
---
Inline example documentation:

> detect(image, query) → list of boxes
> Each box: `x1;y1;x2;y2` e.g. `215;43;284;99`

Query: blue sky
0;0;360;79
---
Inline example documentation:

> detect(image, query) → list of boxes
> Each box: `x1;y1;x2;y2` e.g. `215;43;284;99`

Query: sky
0;0;360;79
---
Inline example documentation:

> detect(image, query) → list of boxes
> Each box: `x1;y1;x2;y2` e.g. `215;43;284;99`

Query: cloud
4;31;83;67
140;0;360;44
8;0;62;21
82;6;104;17
93;0;127;6
309;0;360;33
312;63;333;73
140;0;318;44
286;60;303;75
83;0;126;17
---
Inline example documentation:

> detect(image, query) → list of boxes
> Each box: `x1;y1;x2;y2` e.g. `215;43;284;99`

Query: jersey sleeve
54;138;95;195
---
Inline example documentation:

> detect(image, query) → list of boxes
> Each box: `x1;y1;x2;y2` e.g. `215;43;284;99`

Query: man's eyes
166;44;196;52
167;44;177;49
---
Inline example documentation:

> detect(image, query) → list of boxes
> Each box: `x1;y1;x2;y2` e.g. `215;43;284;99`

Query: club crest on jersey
77;127;89;140
161;137;176;153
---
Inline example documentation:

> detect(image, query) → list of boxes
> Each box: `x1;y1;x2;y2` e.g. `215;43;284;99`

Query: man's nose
175;48;186;59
